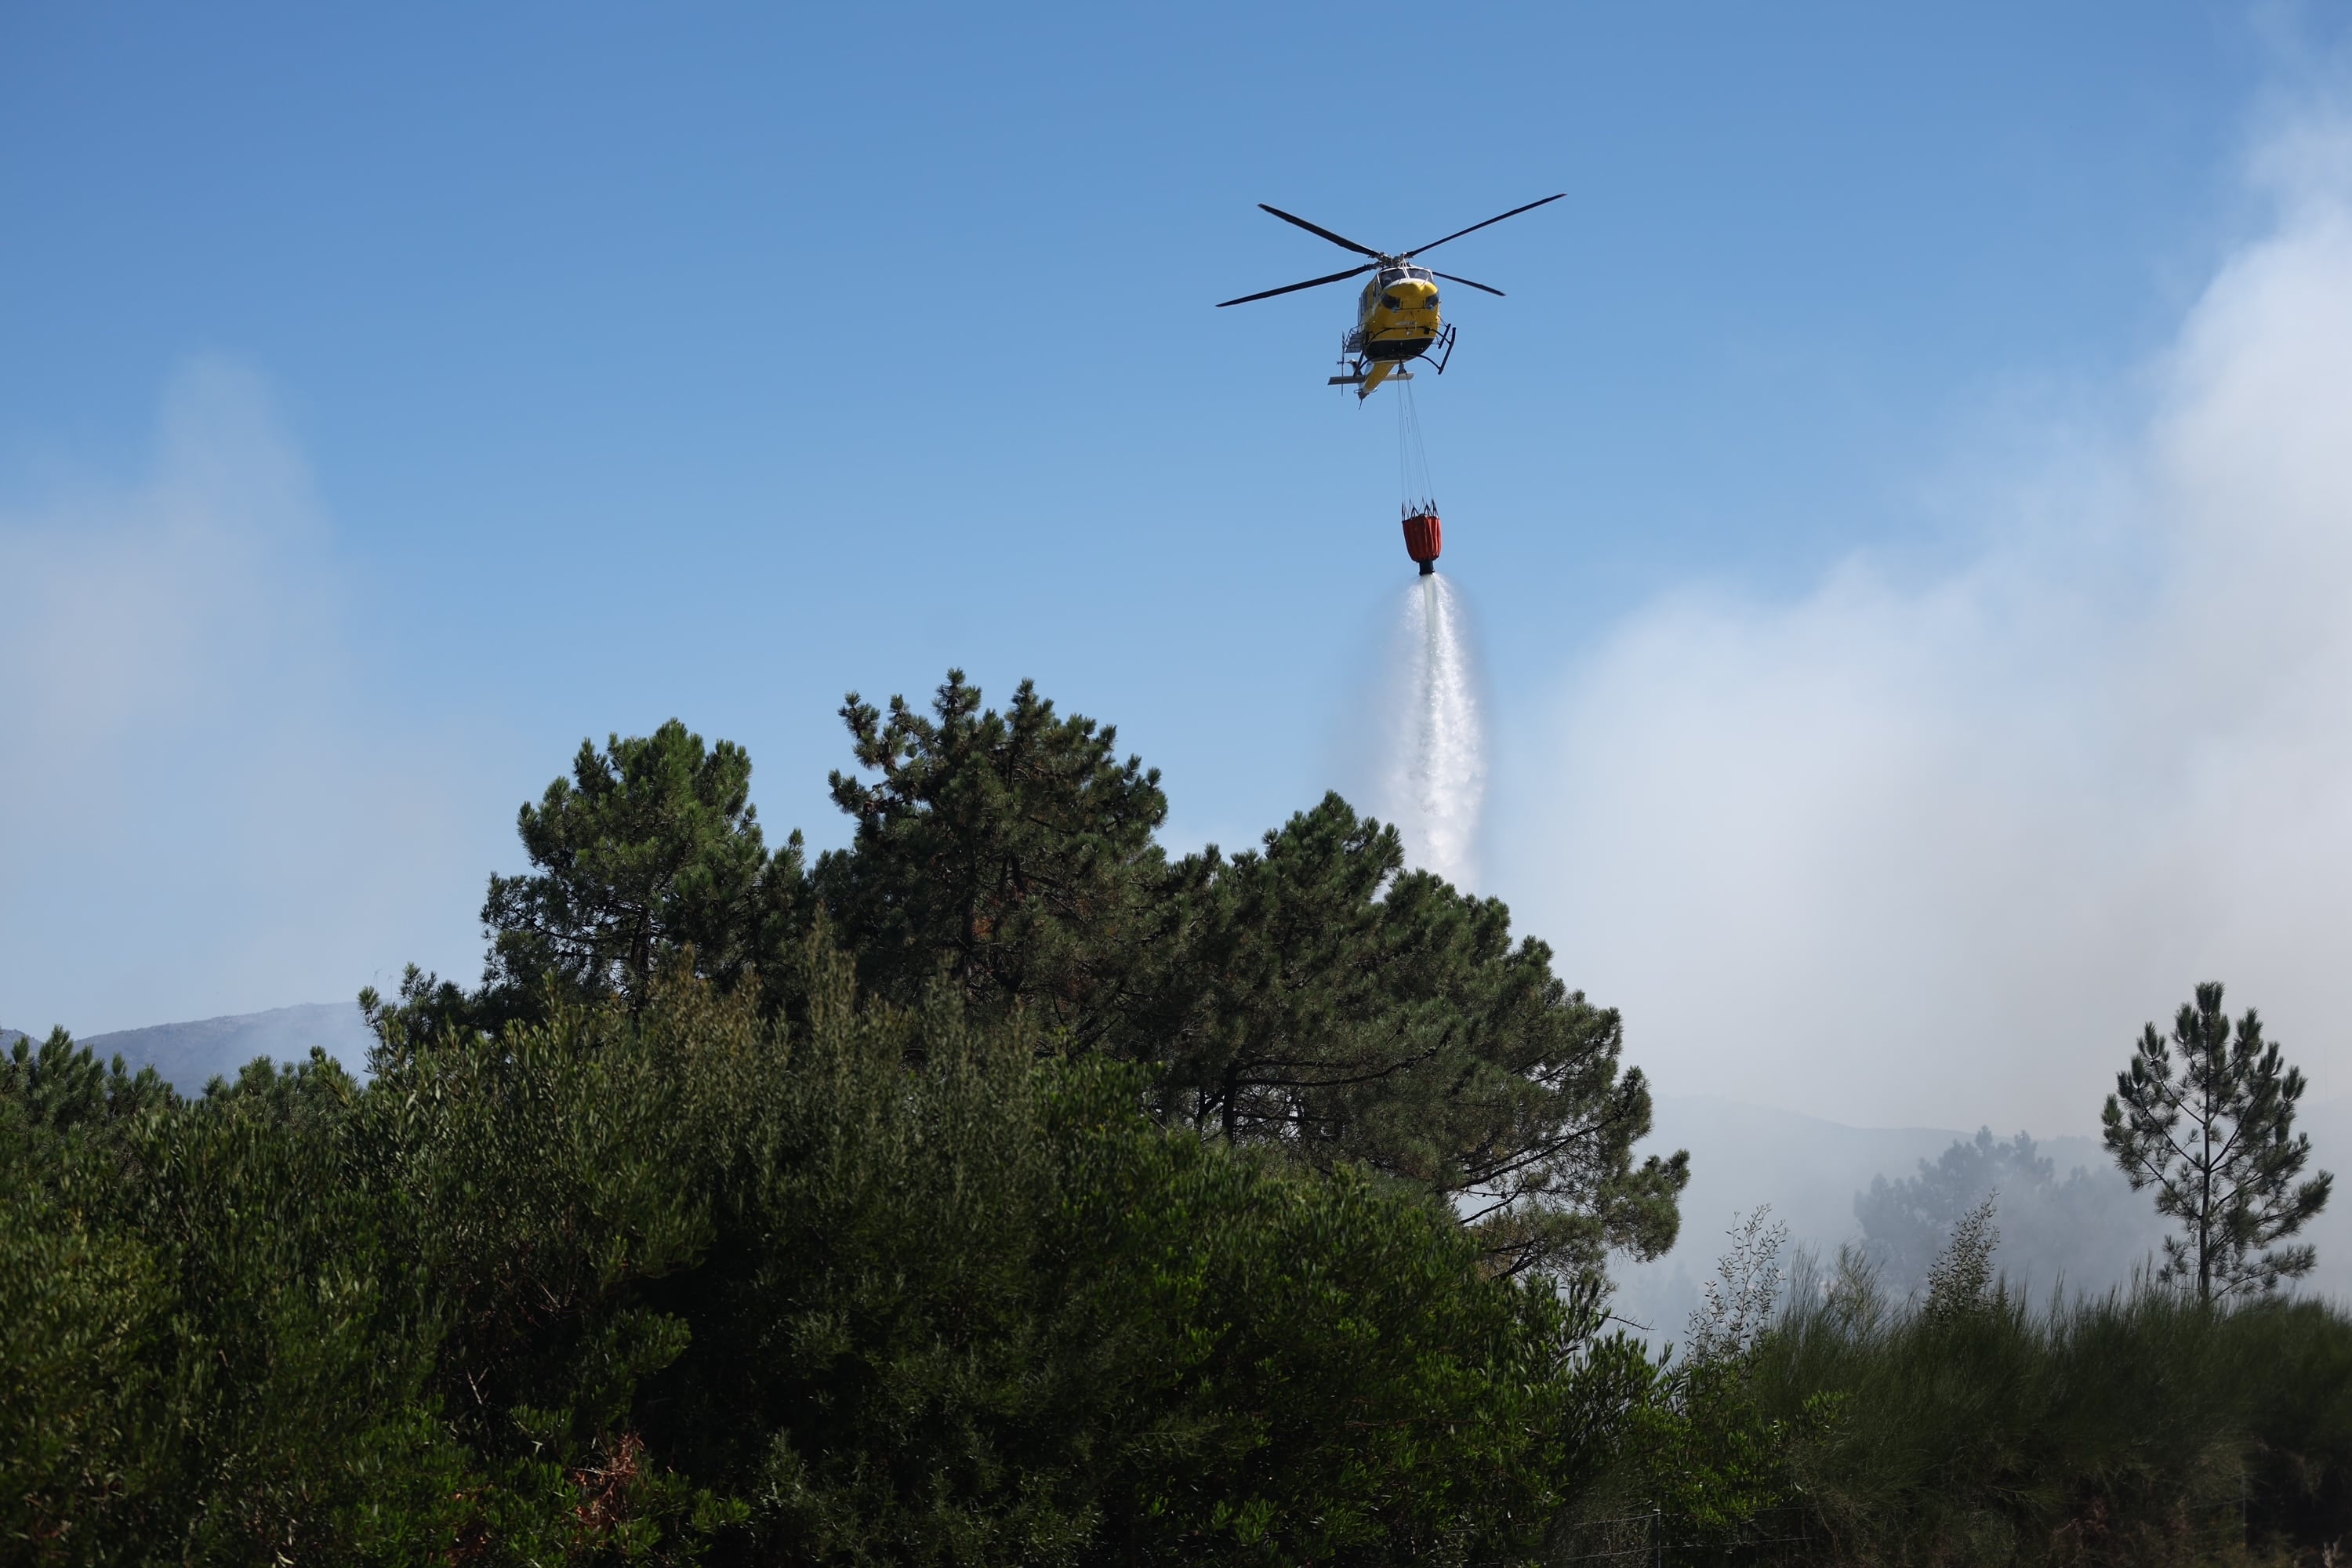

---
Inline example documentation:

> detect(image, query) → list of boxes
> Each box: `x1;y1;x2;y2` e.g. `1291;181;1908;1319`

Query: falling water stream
1383;572;1485;888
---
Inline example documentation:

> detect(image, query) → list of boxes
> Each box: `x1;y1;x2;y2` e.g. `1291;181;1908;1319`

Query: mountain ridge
0;1003;376;1094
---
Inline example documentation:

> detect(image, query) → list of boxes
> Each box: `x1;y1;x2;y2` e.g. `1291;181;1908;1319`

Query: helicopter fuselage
1356;264;1442;361
1336;264;1449;397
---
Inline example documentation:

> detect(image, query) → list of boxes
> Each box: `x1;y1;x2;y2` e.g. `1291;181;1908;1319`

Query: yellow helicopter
1217;193;1564;398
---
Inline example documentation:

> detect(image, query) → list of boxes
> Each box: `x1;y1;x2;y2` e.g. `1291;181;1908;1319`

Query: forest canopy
435;672;1688;1285
13;673;2352;1566
2;672;1686;1563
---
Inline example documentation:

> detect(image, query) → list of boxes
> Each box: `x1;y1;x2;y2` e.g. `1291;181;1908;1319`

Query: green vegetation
7;673;2352;1564
444;675;1686;1283
1746;1245;2352;1565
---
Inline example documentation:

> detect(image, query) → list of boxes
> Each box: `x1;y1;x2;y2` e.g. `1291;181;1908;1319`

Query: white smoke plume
0;361;502;1036
1376;573;1486;888
1502;107;2352;1134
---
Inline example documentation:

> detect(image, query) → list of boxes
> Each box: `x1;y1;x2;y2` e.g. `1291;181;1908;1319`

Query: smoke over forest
1505;111;2352;1138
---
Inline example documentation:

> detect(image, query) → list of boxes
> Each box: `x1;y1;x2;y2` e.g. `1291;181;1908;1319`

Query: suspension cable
1396;376;1436;516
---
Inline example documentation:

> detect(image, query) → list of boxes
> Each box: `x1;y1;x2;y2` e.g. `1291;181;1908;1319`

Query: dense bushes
2;1038;470;1559
2;956;1647;1563
1544;1206;2352;1566
27;984;2352;1565
1722;1255;2352;1565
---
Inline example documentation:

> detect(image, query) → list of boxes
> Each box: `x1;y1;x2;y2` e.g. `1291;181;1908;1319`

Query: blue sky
8;4;2352;1131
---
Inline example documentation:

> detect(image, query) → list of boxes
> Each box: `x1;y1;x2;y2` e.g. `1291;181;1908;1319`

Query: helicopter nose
1395;279;1436;303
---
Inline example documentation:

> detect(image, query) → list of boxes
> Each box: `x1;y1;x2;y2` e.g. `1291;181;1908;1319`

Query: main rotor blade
1430;270;1504;297
1405;192;1566;257
1216;262;1377;307
1258;203;1385;260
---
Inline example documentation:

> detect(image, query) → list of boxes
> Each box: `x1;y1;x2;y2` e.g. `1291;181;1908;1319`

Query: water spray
1385;572;1485;887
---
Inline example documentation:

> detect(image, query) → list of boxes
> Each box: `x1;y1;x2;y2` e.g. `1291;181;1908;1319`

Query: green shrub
5;958;1636;1563
1749;1254;2352;1565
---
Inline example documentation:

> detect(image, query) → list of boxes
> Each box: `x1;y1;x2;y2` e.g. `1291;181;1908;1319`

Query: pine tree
815;670;1180;1039
0;1026;176;1128
1145;792;1688;1279
479;719;807;1014
814;673;1686;1279
2103;982;2332;1299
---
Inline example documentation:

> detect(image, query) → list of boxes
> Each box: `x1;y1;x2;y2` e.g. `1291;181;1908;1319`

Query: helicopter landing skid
1328;321;1457;387
1425;321;1457;372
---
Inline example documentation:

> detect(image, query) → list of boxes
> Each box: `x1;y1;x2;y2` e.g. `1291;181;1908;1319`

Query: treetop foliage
1149;793;1686;1279
481;718;808;1017
818;670;1174;1036
2;1027;175;1133
458;670;1685;1284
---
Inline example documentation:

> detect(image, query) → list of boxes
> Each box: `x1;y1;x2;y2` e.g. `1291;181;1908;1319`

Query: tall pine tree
2103;982;2332;1298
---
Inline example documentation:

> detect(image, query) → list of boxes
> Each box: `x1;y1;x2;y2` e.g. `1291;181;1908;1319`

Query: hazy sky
5;5;2348;1134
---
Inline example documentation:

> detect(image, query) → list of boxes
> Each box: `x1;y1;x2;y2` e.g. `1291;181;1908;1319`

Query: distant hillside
74;1003;375;1094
